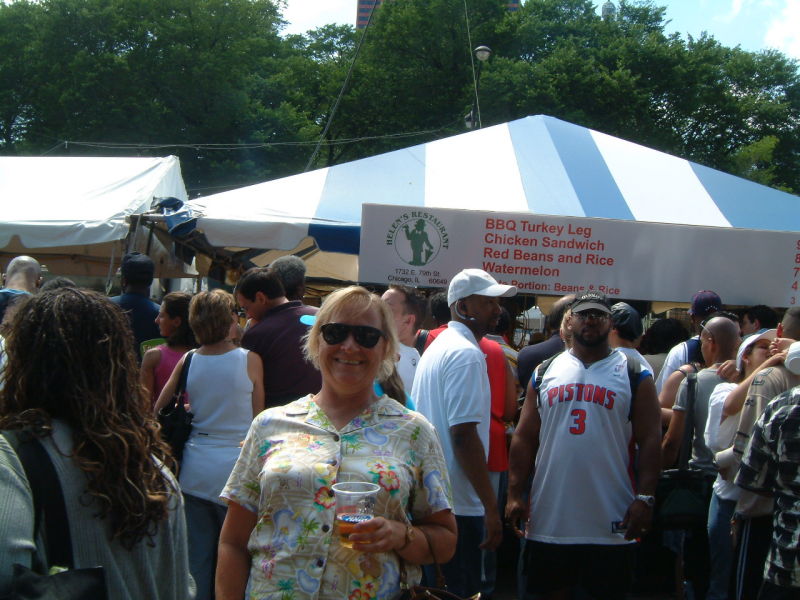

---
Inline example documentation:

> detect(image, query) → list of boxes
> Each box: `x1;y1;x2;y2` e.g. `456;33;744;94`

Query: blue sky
281;0;800;58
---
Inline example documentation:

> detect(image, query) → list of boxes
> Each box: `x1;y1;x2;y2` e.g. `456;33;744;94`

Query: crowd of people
0;252;798;600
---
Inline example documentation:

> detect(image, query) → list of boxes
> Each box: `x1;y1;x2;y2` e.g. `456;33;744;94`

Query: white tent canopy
0;156;188;276
158;115;800;282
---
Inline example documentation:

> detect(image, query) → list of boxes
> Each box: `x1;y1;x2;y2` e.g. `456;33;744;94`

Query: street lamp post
466;45;492;129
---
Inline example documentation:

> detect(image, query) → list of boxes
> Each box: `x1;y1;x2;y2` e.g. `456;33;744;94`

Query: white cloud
714;0;747;23
281;0;356;35
764;0;800;57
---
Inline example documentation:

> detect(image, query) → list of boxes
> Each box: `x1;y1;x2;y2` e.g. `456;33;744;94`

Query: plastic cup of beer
331;481;380;548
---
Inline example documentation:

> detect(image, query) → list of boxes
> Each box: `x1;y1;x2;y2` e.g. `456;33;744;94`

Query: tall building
356;0;382;29
357;0;521;29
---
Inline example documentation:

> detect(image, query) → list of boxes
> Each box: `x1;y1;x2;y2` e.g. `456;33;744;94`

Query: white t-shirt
412;321;490;516
704;382;740;501
528;350;639;545
655;337;697;393
396;343;420;394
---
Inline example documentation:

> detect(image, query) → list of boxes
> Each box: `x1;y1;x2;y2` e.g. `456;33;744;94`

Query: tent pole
105;242;118;295
125;214;139;255
145;222;155;255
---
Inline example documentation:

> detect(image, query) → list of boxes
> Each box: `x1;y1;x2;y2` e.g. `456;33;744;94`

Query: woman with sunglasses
217;286;456;600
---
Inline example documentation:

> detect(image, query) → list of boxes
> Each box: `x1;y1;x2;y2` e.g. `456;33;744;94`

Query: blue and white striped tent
176;114;798;280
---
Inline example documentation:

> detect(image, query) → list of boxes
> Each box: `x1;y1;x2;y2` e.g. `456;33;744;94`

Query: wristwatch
635;494;655;508
398;523;415;551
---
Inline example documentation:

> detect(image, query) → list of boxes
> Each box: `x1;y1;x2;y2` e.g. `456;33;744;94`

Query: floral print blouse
221;394;453;600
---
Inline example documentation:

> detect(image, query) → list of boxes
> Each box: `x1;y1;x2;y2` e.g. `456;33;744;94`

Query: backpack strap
677;372;698;469
2;429;75;570
685;337;702;365
414;330;429;355
533;352;561;391
625;355;643;420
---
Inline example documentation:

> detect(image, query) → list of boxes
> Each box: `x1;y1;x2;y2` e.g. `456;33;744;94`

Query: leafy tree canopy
1;0;798;193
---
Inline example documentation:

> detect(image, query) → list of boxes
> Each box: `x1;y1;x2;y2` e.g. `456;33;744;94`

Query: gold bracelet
397;523;415;551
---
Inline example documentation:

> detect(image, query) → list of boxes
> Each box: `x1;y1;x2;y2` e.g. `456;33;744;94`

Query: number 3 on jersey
569;409;586;434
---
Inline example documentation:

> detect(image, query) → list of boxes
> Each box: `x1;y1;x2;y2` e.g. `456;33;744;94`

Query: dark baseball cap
570;291;611;314
611;302;643;340
689;290;722;317
121;252;155;281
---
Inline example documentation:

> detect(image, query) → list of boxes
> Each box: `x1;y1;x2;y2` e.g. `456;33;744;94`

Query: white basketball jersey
527;350;637;545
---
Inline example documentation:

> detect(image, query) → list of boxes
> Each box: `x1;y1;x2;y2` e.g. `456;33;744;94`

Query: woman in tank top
155;289;264;600
140;292;197;408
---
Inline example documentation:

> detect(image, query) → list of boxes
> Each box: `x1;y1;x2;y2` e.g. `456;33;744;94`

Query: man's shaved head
4;256;41;293
702;316;741;361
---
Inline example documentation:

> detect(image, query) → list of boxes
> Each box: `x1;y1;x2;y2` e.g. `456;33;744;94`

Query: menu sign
360;204;796;307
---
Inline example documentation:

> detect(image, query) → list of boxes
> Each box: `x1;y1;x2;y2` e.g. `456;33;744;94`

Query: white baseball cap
786;340;800;375
447;269;517;305
736;328;776;372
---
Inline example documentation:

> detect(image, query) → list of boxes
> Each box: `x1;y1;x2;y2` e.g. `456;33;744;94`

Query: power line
464;0;481;129
39;141;67;156
303;0;379;172
60;123;459;153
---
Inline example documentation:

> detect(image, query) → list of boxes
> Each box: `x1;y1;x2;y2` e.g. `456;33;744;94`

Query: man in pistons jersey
506;291;661;599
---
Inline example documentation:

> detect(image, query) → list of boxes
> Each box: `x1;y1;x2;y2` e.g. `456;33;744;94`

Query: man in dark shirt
517;294;573;391
109;252;160;360
236;267;321;408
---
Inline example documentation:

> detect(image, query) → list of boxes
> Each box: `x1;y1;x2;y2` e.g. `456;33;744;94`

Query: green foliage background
1;0;798;195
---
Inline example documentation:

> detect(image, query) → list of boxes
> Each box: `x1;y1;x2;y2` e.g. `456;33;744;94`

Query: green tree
0;1;45;151
2;0;798;193
1;0;294;193
300;0;512;169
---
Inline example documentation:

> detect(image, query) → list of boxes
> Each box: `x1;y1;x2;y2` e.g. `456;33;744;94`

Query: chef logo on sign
386;212;449;267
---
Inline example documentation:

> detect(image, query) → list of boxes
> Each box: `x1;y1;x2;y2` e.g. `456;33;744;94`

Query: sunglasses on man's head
320;323;385;348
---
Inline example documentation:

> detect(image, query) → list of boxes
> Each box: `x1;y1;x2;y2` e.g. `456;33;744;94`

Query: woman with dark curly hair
0;288;193;599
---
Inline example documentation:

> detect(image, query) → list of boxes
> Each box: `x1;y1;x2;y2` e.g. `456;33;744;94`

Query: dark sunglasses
320;323;385;348
574;310;609;321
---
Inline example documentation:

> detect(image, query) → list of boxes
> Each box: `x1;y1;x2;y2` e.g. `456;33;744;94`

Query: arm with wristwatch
621;375;662;539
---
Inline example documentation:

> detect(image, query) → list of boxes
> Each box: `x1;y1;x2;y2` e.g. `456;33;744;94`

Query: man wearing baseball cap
655;290;723;393
412;269;516;598
110;252;160;360
507;291;661;599
609;301;653;374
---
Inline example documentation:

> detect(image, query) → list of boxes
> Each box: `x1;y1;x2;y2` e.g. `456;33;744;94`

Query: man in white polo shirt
413;268;517;598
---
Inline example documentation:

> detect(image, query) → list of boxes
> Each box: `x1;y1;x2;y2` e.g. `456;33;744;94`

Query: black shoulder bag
654;371;713;530
157;350;195;466
0;430;108;600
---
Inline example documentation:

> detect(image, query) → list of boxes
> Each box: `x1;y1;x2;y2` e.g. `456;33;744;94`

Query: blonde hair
560;309;573;348
189;289;236;345
304;286;399;381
